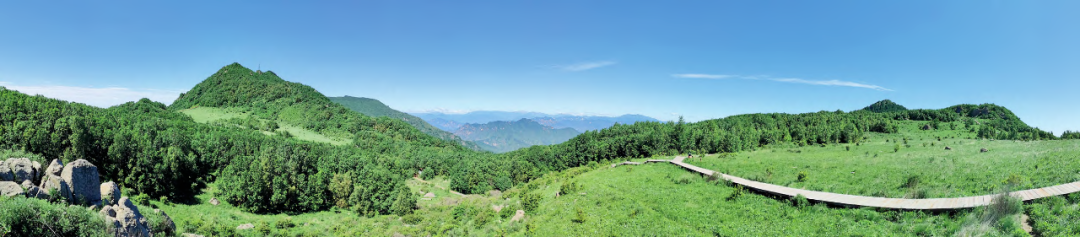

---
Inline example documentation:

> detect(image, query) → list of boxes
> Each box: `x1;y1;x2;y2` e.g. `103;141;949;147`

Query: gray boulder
0;181;24;197
45;159;63;176
155;209;177;233
39;174;72;201
237;223;254;230
61;159;101;206
102;197;151;237
101;181;121;206
6;158;35;183
0;160;11;181
31;161;41;180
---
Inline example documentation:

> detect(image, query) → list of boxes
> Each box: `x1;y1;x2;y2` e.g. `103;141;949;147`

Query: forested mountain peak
169;63;463;149
861;99;908;113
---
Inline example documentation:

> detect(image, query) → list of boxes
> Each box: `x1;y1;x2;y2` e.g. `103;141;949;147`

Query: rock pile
101;197;152;237
1;157;166;236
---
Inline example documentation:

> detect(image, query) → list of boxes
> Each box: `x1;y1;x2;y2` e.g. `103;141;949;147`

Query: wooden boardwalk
650;157;1080;210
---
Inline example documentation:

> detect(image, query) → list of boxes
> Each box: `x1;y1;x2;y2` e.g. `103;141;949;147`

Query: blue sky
1;1;1078;134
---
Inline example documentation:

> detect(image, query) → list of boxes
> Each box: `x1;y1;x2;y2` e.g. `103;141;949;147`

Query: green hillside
329;96;483;151
861;99;908;113
455;118;581;153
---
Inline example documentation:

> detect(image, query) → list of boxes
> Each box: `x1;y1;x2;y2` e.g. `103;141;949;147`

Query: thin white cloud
672;74;892;91
671;74;734;79
772;78;892;91
556;61;617;72
0;82;183;108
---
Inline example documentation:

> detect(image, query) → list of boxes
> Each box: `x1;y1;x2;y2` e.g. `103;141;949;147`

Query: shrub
499;205;517;219
452;205;476;222
133;193;151;206
571;207;586;223
903;175;921;189
894;143;901;153
474;208;495;226
0;196;109;237
560;181;582;194
521;192;542;213
1003;174;1023;186
985;193;1022;222
1067;192;1080;204
846;146;850;151
797;171;808;182
275;217;295;229
256;220;272;235
727;185;744;201
792;194;809;209
402;214;422;224
706;172;721;183
674;177;692;185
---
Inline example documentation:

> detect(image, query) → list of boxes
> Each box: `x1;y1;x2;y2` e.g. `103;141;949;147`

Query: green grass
687;120;1080;198
179;106;351;145
178;106;250;123
520;161;977;236
156;178;520;236
1025;193;1080;236
155;154;1039;236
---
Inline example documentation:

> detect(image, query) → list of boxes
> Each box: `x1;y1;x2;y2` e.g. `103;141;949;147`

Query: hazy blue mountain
453;118;581;153
412;111;659;132
329;96;483;151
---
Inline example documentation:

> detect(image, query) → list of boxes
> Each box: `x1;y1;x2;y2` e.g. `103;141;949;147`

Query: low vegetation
688;120;1080;198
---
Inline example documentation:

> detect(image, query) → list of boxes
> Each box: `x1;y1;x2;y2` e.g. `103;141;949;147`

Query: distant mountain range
412;111;659;132
329;96;483;151
454;118;581;153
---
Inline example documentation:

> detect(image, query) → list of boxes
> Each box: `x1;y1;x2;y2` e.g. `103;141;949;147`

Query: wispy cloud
771;78;892;91
672;74;892;91
556;61;617;72
671;74;733;79
0;82;184;108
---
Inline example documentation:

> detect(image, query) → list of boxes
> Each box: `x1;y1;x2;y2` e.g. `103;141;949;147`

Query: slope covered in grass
515;161;1017;236
687;120;1080;199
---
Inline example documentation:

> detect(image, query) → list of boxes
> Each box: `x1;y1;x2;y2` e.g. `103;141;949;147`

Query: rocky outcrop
32;161;41;182
154;209;176;234
980;148;989;153
46;159;63;176
101;181;121;206
0;181;24;197
23;181;47;199
209;197;220;205
39;173;71;201
0;160;11;181
6;158;36;183
61;159;101;206
101;197;151;237
237;223;254;230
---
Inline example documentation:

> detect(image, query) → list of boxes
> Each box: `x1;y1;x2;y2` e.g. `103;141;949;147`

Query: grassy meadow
516;160;1031;236
687;120;1080;199
179;106;351;145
